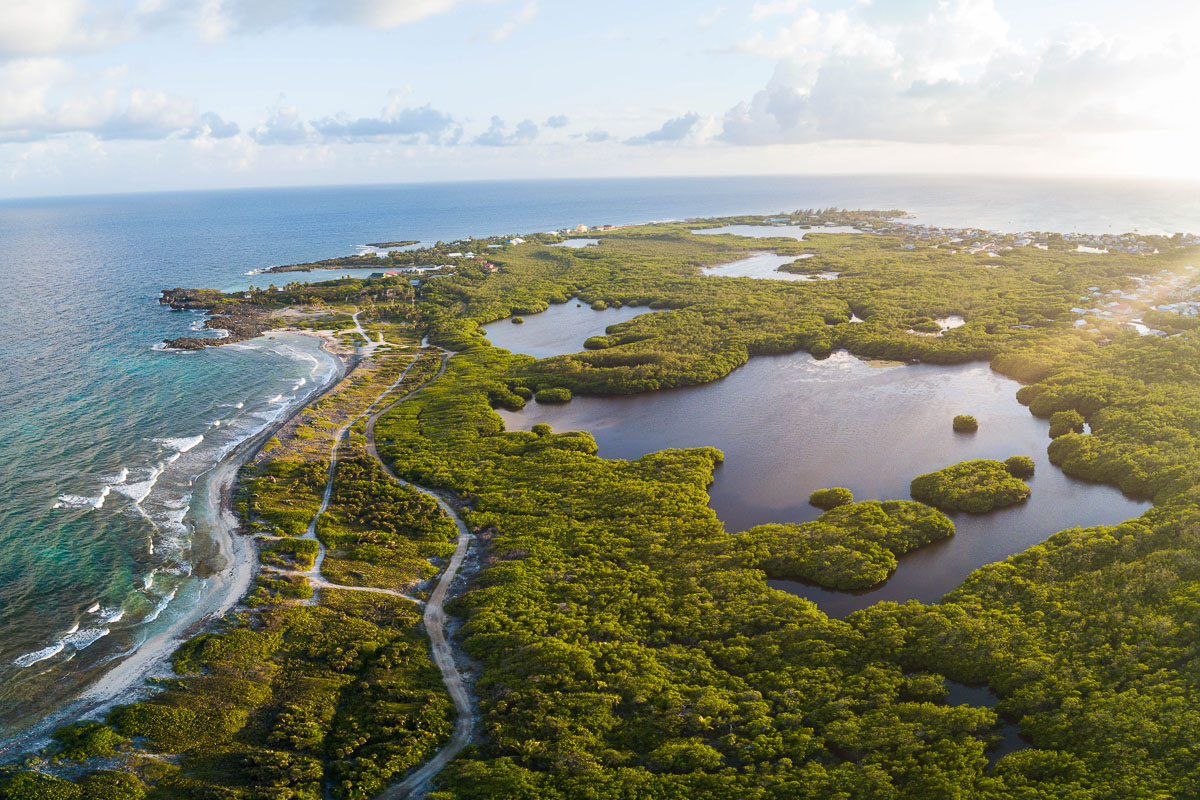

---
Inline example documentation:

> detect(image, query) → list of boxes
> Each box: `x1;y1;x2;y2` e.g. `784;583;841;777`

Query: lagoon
497;338;1150;617
482;299;662;359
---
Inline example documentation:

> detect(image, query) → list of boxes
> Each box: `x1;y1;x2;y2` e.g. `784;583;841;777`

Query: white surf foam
153;435;204;453
61;627;110;650
14;642;65;667
103;468;130;484
113;464;165;504
54;485;111;510
142;588;177;623
86;603;101;614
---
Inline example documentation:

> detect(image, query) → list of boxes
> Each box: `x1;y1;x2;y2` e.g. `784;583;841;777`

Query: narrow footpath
364;349;477;800
261;345;475;799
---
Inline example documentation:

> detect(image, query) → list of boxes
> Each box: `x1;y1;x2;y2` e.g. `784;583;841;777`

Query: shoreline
0;330;351;758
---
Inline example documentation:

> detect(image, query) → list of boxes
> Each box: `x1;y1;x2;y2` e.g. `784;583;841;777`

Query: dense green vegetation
318;456;457;590
533;387;571;403
953;414;979;433
22;211;1200;799
1049;409;1085;438
808;486;854;510
910;460;1032;513
738;500;954;589
1003;455;1036;479
104;591;451;799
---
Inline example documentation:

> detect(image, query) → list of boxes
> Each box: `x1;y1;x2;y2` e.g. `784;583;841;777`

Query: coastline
0;329;351;757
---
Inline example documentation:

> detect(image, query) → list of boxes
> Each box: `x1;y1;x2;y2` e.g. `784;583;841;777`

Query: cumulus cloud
584;129;611;143
474;115;538;146
545;114;568;128
186;110;239;138
250;106;311;145
251;99;458;146
313;105;456;142
626;112;704;145
0;58;207;142
722;0;1194;146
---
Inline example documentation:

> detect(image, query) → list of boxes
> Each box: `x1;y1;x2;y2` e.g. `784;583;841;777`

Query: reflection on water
482;299;662;359
497;348;1150;616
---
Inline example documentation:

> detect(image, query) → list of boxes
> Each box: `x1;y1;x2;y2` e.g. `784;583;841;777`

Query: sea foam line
153;434;204;453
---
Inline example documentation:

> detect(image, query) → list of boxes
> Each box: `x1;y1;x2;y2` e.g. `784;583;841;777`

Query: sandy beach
0;330;349;757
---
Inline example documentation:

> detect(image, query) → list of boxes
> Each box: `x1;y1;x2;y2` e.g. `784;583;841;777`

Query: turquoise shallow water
1;175;1199;743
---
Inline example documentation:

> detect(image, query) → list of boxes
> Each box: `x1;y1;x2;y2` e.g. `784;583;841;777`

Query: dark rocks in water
159;289;268;348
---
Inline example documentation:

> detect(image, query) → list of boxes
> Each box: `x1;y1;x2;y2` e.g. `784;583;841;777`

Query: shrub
952;414;979;432
78;771;146;800
50;720;125;761
1004;455;1036;478
510;386;533;400
0;772;81;800
1049;409;1085;438
511;316;524;324
532;424;552;437
911;459;1031;513
809;487;854;510
534;387;572;403
739;500;954;590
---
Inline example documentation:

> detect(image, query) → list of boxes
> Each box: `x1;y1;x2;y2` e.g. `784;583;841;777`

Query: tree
953;415;979;433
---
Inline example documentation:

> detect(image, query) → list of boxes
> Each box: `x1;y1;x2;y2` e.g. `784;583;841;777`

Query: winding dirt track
363;351;478;800
283;344;472;799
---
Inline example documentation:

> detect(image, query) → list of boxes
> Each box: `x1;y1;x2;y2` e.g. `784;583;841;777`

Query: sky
1;0;1198;197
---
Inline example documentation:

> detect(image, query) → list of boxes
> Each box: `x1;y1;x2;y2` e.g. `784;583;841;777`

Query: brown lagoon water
491;304;1151;617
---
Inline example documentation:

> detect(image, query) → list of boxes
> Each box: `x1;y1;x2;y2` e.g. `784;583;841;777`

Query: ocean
2;174;1199;746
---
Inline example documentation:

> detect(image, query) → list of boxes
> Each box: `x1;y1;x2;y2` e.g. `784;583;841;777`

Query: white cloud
250;106;311;146
722;0;1198;146
251;98;458;145
474;115;538;146
750;0;806;22
491;1;537;42
0;57;210;142
181;0;478;41
0;0;126;57
627;112;711;145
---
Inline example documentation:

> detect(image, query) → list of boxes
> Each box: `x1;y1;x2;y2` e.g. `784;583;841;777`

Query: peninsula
8;209;1200;800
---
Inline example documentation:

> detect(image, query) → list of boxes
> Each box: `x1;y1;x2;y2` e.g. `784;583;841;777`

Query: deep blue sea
2;174;1199;743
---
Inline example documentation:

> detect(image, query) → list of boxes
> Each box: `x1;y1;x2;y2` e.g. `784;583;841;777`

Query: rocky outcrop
159;289;269;349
